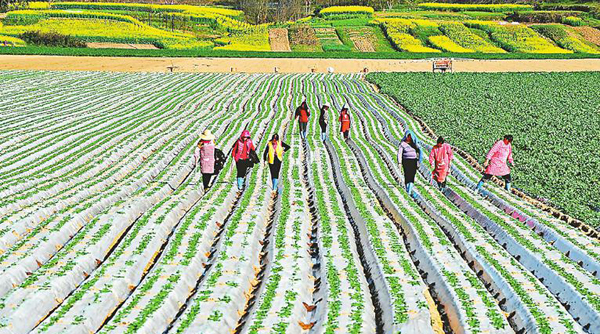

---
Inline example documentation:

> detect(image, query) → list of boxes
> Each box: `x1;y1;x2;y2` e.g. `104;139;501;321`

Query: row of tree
237;0;410;23
1;0;26;12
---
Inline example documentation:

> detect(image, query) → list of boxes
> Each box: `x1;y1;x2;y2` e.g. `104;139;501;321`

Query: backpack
214;148;226;172
249;149;260;165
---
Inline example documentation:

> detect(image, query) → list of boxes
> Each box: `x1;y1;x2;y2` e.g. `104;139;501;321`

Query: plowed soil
573;26;600;46
268;28;291;52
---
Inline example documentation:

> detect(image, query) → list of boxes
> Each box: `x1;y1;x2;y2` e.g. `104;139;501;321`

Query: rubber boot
476;180;484;191
237;177;244;190
505;182;511;192
406;183;413;197
272;178;278;192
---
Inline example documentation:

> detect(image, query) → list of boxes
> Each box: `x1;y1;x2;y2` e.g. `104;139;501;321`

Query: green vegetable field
2;70;600;333
368;72;600;226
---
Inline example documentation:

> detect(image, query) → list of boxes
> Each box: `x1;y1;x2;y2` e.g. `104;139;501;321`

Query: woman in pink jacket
194;130;226;192
477;135;514;191
429;137;453;190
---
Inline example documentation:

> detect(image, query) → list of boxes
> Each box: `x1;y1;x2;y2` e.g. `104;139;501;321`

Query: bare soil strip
573;26;600;47
268;28;291;52
1;55;599;73
348;28;376;52
86;43;159;50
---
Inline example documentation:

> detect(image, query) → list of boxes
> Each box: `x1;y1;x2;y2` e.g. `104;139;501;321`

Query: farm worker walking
194;130;225;192
339;103;351;140
477;135;514;192
295;96;310;140
232;130;256;190
397;129;422;198
429;136;454;190
263;134;291;193
319;103;330;142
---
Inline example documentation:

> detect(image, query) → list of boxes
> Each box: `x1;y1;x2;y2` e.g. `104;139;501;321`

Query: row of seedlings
351;77;600;332
358;79;600;280
244;76;318;333
30;74;275;334
343;82;583;334
302;75;377;333
323;76;512;334
317;87;442;333
245;119;317;332
0;74;258;333
168;74;289;334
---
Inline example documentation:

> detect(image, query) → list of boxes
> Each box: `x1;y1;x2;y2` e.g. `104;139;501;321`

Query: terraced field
0;71;599;334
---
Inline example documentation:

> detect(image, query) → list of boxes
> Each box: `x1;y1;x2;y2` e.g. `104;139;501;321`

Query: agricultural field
1;2;600;57
1;70;600;334
368;72;600;227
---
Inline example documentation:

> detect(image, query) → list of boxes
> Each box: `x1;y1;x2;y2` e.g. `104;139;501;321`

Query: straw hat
323;103;330;108
200;129;215;141
342;102;348;110
302;95;307;103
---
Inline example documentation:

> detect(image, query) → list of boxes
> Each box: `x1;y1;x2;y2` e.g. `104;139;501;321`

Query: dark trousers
236;159;251;178
402;158;418;185
202;173;213;189
269;159;282;179
299;122;307;133
342;130;349;139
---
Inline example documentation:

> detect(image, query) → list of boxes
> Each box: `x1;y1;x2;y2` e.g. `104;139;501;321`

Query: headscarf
402;129;422;163
241;130;250;140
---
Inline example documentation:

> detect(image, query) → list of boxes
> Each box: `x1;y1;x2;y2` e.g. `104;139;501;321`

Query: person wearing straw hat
232;130;256;190
339;103;351;140
294;96;310;140
319;103;330;143
194;130;219;191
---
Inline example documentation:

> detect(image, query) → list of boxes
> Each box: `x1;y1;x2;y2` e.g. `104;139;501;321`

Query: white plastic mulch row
31;74;277;334
245;84;315;333
327;78;511;334
0;73;260;333
348;76;600;332
169;76;287;334
304;84;377;332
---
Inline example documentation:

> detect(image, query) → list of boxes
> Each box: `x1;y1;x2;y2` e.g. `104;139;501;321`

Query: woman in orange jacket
339;103;351;140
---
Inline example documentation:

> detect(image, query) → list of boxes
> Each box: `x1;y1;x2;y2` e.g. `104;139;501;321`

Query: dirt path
0;55;599;73
268;28;291;52
86;43;159;50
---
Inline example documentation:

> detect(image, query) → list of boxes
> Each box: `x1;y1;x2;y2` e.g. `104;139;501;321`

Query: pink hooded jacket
485;140;513;176
429;143;453;183
232;131;255;162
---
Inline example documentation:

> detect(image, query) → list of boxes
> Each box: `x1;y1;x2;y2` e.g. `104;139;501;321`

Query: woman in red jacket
295;96;310;139
232;130;256;190
339;103;351;140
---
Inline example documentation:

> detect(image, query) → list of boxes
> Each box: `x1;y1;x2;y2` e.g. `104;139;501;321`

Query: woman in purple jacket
397;129;422;198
